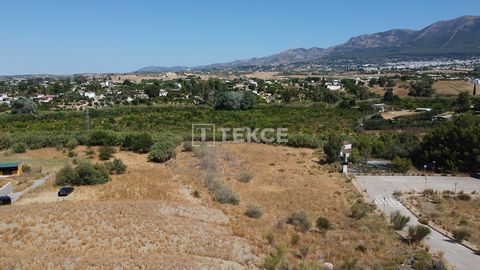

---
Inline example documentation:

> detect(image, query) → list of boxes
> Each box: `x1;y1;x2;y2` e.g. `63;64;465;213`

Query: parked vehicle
471;172;480;179
58;187;75;197
0;195;11;205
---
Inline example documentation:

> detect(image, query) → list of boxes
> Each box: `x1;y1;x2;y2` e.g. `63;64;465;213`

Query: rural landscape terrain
1;4;480;270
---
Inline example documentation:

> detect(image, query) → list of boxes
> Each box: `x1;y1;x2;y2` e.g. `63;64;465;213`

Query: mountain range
137;15;480;72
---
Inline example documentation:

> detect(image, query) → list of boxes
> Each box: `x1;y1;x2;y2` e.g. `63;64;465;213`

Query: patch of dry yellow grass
175;143;414;268
409;194;480;248
433;80;473;96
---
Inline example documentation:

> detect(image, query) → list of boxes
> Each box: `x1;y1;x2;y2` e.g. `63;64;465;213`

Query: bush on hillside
148;140;177;163
183;141;193;152
350;202;367;220
390;210;410;230
214;91;256;110
122;133;154;153
104;158;127;174
287;211;311;232
55;162;110;186
245;204;263;219
392;156;412;173
323;135;342;163
11;98;37;114
452;227;471;243
11;142;27;153
408;225;431;243
204;173;239;205
316;216;331;230
88;130;118;146
65;138;79;150
98;145;115;160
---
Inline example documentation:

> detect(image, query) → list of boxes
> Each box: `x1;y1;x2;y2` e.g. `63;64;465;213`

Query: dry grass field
370;80;474;97
0;148;67;192
174;143;414;268
0;143;415;269
433;80;473;96
380;110;421;120
407;192;480;248
370;82;411;97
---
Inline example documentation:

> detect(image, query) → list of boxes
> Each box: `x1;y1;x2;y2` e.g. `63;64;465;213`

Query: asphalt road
355;175;480;270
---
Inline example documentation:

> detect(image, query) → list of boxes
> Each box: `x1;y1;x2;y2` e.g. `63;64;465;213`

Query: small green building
0;162;21;176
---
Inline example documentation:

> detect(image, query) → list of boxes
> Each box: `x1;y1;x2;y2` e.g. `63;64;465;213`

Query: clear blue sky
1;0;478;75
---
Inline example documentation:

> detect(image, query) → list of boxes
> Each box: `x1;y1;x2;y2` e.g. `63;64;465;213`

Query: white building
83;92;96;99
340;141;352;162
415;108;432;112
159;89;168;97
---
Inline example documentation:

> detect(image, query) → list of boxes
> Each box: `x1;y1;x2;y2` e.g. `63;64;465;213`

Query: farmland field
0;143;416;269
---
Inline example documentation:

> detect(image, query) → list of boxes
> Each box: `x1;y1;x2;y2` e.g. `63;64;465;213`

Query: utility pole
423;164;427;191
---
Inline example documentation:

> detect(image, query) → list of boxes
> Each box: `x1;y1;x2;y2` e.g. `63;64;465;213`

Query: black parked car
471;172;480;179
58;187;75;197
0;195;11;205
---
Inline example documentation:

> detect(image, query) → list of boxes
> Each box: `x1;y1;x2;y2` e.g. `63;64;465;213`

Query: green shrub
291;233;300;245
287;211;311;232
392;156;412;173
237;172;253;183
11;98;37;114
191;189;201;198
55;162;110;186
422;189;435;196
11;142;27;153
245;204;263;219
316;216;331;230
452;227;471;243
204;173;239;205
355;244;367;253
264;245;287;270
408;225;431;242
65;138;79;150
298;244;310;259
183;141;193;152
350;202;367;220
286;134;320;148
148;140;176;163
22;164;31;173
85;148;95;158
323;135;342;163
88;130;118;146
67;150;76;158
459;216;468;226
104;158;127;174
390;211;410;230
98;146;115;160
122;133;154;153
264;231;275;245
456;193;471;201
214;91;256;110
55;165;79;186
418;217;429;225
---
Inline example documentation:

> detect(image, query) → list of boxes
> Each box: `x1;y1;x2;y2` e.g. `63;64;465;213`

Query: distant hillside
136;66;189;73
327;15;480;57
136;15;480;72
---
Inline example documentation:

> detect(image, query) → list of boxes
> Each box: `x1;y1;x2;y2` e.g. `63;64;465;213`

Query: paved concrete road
355;175;480;270
10;174;51;202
